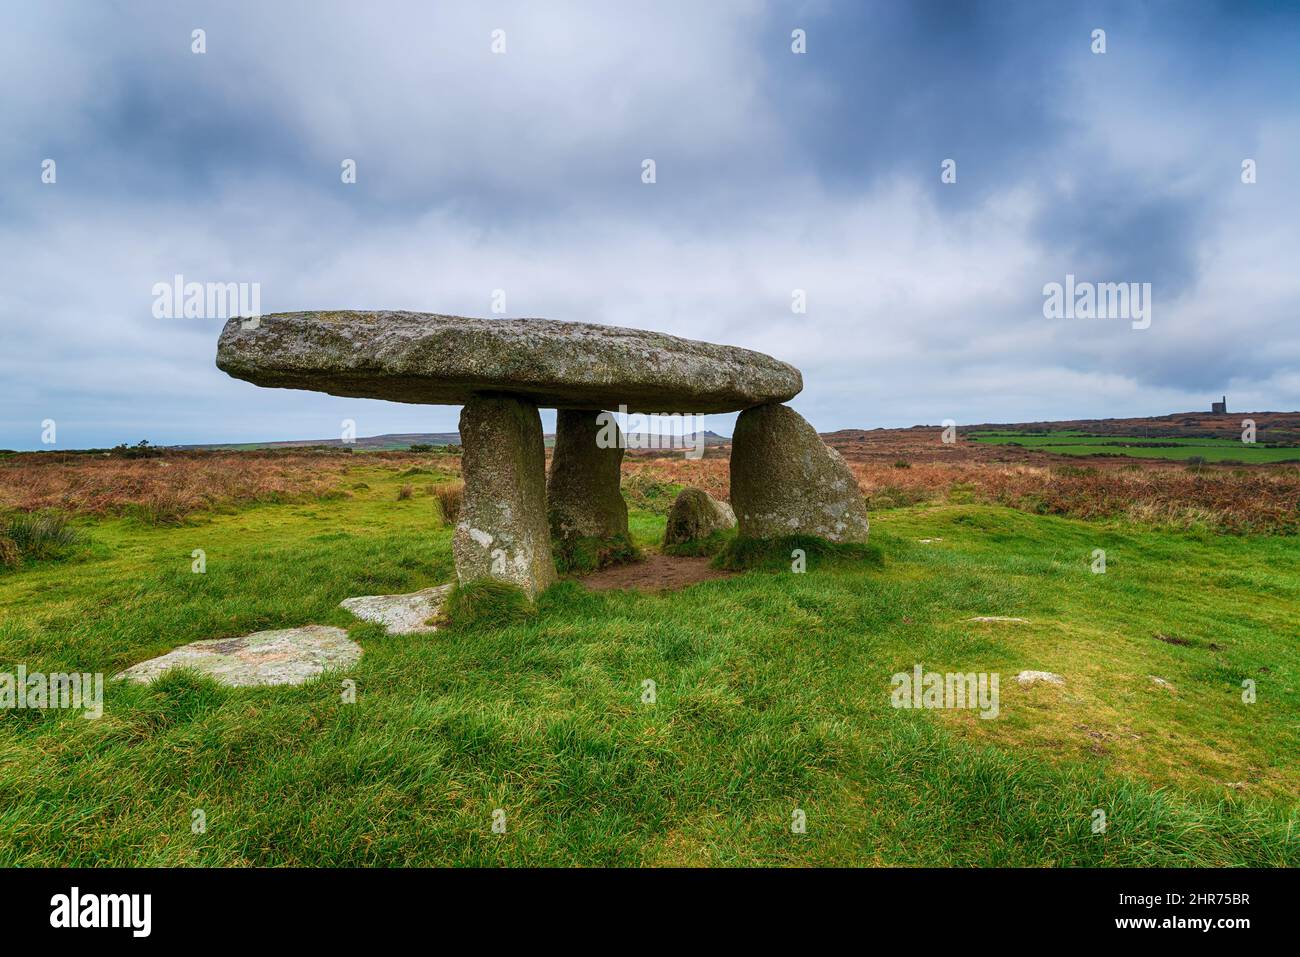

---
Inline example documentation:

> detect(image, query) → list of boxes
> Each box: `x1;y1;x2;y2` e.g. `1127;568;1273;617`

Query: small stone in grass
1016;670;1064;687
340;584;454;635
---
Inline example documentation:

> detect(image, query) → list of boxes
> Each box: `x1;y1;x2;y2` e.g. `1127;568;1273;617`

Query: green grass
0;463;1296;865
663;527;733;558
442;579;535;630
969;430;1300;463
712;534;881;571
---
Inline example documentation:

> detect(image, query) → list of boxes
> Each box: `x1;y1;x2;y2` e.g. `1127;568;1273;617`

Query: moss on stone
553;534;640;574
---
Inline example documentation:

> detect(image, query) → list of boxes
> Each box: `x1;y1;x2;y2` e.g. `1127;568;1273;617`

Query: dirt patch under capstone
578;553;733;593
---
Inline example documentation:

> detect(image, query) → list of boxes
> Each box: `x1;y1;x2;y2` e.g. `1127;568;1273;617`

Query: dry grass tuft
0;535;19;568
435;482;463;526
621;455;730;510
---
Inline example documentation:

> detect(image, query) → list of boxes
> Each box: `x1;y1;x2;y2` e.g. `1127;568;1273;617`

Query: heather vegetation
624;452;1300;535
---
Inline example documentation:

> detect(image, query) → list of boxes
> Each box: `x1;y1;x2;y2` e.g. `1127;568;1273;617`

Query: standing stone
453;395;557;597
730;403;870;543
547;409;629;543
663;488;736;547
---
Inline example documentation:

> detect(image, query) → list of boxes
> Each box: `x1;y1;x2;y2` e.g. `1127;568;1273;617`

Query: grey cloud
1;0;1297;449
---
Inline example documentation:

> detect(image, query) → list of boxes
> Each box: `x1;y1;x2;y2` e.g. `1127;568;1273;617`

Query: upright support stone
453;395;557;597
547;409;629;543
663;487;735;548
730;402;870;543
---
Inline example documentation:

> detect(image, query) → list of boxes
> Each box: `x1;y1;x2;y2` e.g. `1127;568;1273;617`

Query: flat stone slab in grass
114;625;360;687
340;584;453;635
217;311;802;413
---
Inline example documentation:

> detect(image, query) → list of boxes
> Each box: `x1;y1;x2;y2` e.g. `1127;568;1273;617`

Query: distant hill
182;430;732;451
822;410;1300;445
179;433;463;451
962;410;1300;442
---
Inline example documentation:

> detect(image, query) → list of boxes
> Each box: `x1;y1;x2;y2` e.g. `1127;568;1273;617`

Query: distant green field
969;431;1300;464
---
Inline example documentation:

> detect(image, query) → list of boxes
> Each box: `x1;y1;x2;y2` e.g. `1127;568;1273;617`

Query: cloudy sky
2;0;1297;450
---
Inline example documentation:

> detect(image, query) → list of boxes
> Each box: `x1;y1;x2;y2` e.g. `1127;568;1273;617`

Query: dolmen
217;311;868;598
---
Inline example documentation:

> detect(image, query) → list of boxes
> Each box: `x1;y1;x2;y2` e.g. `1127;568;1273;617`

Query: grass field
1;459;1296;866
969;430;1300;464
